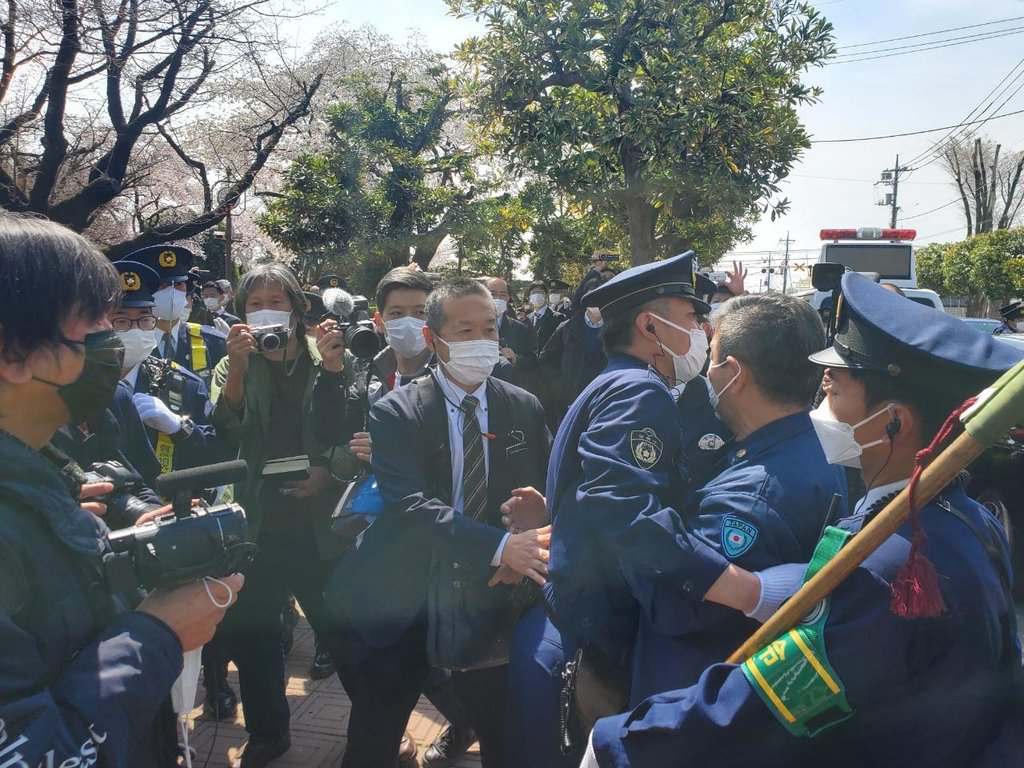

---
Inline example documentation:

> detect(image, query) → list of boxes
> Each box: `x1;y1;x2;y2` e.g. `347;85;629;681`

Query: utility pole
877;154;914;228
764;251;774;292
779;231;794;293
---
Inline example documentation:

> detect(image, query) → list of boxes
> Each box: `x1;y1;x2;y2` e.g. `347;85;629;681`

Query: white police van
795;227;944;312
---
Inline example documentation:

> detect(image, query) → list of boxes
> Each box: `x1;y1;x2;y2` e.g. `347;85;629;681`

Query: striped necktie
461;394;487;521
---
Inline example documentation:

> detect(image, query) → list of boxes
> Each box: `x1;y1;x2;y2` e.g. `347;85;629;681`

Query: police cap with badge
810;272;1024;398
582;250;711;317
121;244;195;286
115;261;160;308
999;300;1024;322
315;273;348;291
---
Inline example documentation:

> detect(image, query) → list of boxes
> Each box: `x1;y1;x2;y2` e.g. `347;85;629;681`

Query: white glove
132;393;183;435
212;316;231;334
745;563;807;623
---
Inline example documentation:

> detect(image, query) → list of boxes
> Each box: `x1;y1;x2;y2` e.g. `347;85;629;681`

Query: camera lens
346;325;379;359
261;332;281;352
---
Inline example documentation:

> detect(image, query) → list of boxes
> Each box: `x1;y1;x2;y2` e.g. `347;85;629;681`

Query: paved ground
187;618;482;768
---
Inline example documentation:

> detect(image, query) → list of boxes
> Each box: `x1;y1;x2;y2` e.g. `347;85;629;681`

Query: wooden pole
727;428;985;664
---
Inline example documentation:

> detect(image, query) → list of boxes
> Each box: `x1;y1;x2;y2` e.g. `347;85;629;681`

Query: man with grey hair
331;277;552;768
627;292;847;703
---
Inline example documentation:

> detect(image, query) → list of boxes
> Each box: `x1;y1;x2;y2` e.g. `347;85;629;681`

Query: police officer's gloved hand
132;393;183;435
745;563;807;623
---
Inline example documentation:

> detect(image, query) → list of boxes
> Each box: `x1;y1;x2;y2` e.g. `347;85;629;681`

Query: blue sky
315;0;1024;273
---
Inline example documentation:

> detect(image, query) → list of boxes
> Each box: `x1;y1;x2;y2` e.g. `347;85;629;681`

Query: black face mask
35;330;125;423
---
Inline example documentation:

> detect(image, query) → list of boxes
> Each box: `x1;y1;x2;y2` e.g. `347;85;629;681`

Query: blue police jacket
590;484;1020;768
132;357;229;471
0;431;183;767
546;354;729;660
628;410;847;701
165;321;227;384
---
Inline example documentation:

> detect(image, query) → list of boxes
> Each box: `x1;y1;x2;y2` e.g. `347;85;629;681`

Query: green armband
741;526;855;737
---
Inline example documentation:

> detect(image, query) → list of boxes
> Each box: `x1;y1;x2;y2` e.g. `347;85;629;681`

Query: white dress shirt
122;363;142;391
532;306;548;325
435;370;508;565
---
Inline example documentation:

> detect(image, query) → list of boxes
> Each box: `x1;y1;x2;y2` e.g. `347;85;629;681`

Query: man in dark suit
330;277;552;768
485;276;541;395
526;278;567;352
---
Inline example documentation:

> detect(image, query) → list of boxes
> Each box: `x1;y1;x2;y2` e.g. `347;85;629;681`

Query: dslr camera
103;460;256;591
250;324;289;353
321;287;380;359
83;460;164;527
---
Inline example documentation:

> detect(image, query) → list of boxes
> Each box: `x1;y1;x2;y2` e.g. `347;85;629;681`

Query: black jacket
330;372;551;648
539;313;607;421
0;431;182;767
527;307;566;352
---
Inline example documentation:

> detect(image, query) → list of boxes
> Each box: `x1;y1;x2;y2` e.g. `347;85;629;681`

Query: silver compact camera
251;324;289;352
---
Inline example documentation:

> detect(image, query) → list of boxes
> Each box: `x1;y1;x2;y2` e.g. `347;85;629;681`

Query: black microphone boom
156;460;248;517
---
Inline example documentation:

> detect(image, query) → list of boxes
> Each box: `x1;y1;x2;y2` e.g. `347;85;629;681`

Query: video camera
321;287;380;359
103;460;255;591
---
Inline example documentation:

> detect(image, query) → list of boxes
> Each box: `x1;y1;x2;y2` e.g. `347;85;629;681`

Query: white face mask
153;286;187;323
435;336;499;387
529;292;546;309
178;296;192;323
649;314;709;386
118;328;158;371
708;358;742;417
810;399;895;469
384;316;427;359
204;296;222;311
548;293;562;305
493;298;508;316
246;308;293;329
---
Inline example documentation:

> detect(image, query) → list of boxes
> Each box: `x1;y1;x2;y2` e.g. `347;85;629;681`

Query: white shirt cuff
491;532;511;567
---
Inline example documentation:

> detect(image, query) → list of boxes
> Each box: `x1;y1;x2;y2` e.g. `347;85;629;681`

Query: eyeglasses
111;316;158;331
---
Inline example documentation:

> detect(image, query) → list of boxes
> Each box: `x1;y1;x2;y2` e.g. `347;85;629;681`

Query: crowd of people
0;211;1022;768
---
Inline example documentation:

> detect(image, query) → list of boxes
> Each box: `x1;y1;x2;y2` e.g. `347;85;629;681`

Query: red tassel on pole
889;396;977;619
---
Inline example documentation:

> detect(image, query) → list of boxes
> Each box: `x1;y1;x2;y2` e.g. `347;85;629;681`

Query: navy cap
115;261;160;308
999;300;1023;321
694;273;717;302
120;245;195;284
809;272;1024;395
315;273;347;291
547;278;570;292
582;251;711;316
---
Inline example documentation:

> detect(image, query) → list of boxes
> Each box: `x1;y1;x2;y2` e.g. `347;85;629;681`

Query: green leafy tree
260;65;478;287
448;0;835;265
915;242;950;296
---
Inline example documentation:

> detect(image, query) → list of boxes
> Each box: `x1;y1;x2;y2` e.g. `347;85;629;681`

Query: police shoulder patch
722;515;759;558
630;427;663;469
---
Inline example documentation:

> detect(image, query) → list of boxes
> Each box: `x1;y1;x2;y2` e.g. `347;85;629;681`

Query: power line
811;106;1024;143
837;15;1024;50
903;54;1024;167
919;225;966;240
900;199;960;221
829;27;1024;65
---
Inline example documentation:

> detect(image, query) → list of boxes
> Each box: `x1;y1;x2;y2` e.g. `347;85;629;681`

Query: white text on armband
0;718;108;768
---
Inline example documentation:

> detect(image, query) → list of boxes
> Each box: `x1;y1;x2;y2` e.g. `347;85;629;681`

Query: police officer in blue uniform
118;245;227;385
994;299;1023;335
583;272;1024;768
111;261;227;476
0;214;241;767
627;293;847;703
507;252;739;767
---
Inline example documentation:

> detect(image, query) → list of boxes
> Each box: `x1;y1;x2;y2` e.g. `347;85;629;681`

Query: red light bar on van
820;228;916;241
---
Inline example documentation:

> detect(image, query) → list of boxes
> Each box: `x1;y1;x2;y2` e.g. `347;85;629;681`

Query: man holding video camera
211;263;359;768
0;214;242;767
